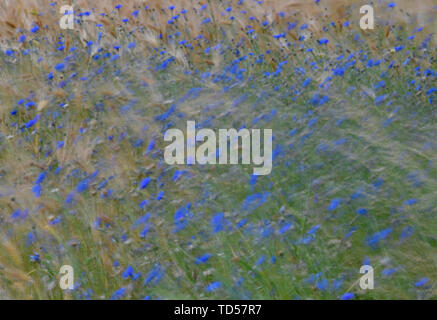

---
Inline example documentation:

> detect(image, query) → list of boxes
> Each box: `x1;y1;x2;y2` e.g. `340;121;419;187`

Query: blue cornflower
194;253;212;264
237;219;247;228
356;208;367;215
307;224;321;234
65;192;75;204
55;63;65;72
273;33;286;39
205;281;221;292
140;224;150;238
382;268;399;277
49;217;61;225
139;200;149;209
110;287;126;300
316;279;329;291
211;212;230;233
318;38;329;45
25;101;35;108
139;177;151;189
30;252;40;262
426;88;436;96
340;292;354;300
144;264;165;286
328;198;342;210
333;67;345;76
30;25;39;33
32;184;42;197
367;227;393;247
404;198;418;206
302;78;311;87
76;179;89;193
414;277;429;287
122;266;134;279
256;255;266;266
278;223;292;234
156;191;164;201
25;115;39;128
5;49;14;56
375;94;388;105
35;172;47;184
145;139;155;154
395;45;404;52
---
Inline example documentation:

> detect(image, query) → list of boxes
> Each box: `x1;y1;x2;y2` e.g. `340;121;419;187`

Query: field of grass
0;0;436;300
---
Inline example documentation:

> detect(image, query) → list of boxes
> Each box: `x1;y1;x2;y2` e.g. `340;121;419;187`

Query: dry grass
0;0;435;41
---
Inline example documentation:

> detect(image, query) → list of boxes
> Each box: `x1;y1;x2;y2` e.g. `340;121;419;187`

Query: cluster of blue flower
0;0;435;300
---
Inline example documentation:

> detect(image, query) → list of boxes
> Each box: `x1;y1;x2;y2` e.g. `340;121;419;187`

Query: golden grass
0;0;435;42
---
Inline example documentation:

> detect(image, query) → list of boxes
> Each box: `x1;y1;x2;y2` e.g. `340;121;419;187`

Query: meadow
0;0;436;299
